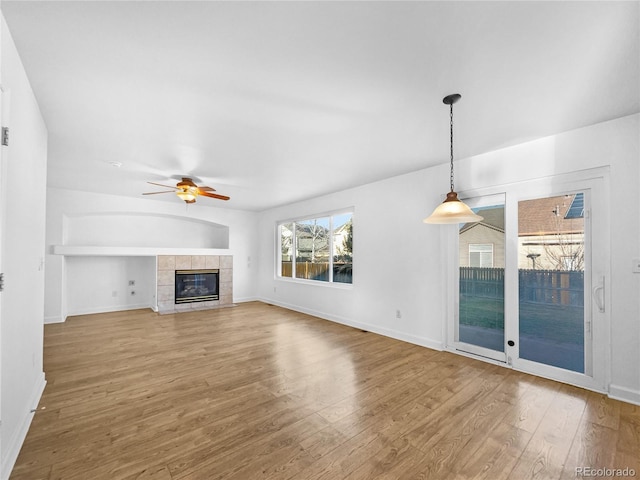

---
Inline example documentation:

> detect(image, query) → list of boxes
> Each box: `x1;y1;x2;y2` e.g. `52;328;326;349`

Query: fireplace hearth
175;269;219;304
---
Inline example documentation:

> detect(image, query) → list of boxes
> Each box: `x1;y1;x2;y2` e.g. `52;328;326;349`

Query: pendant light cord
449;102;455;193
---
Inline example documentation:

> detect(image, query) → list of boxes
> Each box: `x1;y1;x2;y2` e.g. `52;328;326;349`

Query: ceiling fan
142;177;230;204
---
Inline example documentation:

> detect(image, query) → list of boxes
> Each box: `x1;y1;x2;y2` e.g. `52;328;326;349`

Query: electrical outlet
396;309;402;319
128;280;135;286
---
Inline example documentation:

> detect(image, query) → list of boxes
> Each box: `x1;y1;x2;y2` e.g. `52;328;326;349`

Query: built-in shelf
51;245;232;257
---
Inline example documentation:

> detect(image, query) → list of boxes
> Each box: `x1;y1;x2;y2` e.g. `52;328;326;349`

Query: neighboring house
281;218;352;263
332;218;352;261
280;222;330;263
459;207;506;268
458;194;584;271
518;193;584;271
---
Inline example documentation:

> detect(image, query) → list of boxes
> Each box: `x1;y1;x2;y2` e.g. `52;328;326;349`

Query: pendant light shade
423;94;483;225
424;191;483;224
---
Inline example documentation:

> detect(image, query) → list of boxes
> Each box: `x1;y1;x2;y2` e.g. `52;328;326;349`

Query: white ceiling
2;1;638;211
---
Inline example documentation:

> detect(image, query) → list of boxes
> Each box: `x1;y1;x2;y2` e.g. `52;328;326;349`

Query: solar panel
565;192;584;219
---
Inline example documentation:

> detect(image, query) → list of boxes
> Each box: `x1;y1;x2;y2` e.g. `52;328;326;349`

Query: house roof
460;194;584;236
460;206;505;234
519;194;584;236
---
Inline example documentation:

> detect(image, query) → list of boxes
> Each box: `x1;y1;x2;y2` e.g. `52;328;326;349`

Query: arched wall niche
64;212;229;249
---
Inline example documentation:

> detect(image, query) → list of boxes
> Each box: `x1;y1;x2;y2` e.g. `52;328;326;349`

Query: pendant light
423;94;483;224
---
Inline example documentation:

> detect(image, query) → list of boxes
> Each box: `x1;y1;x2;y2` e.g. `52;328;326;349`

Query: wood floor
11;302;640;480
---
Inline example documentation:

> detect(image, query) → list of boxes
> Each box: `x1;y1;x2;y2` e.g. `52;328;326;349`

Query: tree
543;212;584;271
281;223;293;260
308;219;328;263
335;219;353;262
342;220;352;257
295;220;329;263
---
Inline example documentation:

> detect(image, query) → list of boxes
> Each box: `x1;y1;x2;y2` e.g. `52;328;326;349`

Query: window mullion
329;216;334;283
292;222;296;278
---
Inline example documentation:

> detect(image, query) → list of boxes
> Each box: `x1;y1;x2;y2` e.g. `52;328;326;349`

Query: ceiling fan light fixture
423;93;483;225
176;186;198;203
143;177;229;202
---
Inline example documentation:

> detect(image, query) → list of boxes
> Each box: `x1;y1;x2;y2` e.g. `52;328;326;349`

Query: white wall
66;256;155;316
66;213;229;248
257;113;640;405
258;168;447;350
0;15;48;480
45;188;260;322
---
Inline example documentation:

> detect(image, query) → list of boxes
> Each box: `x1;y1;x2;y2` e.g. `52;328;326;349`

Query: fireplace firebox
175;269;219;304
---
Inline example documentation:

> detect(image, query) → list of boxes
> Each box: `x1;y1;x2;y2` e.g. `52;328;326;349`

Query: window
469;244;494;267
295;217;330;281
278;211;352;284
280;222;293;278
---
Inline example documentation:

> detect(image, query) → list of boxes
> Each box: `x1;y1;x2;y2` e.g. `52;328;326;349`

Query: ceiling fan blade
198;186;216;192
147;181;178;190
142;191;175;195
200;191;230;201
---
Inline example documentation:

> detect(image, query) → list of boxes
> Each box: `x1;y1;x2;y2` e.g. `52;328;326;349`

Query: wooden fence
459;267;584;306
281;261;352;283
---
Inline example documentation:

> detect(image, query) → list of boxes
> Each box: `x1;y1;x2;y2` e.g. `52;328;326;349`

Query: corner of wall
609;384;640;406
44;315;65;324
0;374;46;480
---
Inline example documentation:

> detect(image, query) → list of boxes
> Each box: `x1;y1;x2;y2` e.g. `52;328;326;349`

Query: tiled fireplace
157;255;233;313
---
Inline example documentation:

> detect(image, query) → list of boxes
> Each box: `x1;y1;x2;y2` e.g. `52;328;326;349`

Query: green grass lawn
459;295;584;346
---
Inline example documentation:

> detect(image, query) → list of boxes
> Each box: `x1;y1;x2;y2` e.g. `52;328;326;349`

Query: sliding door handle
593;277;605;313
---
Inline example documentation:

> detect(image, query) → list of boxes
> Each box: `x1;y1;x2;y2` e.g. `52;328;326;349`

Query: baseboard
44;315;64;324
1;372;46;480
233;296;259;304
257;297;443;352
67;303;153;316
67;299;258;317
609;384;640;406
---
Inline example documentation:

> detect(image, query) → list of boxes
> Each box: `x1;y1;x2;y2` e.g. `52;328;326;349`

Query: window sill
276;276;353;290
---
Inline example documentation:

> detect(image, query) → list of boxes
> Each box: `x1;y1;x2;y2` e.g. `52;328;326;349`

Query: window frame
276;208;353;287
469;243;494;268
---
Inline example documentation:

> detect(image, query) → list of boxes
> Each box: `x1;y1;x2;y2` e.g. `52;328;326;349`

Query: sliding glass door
449;171;609;391
451;194;507;363
517;193;587;373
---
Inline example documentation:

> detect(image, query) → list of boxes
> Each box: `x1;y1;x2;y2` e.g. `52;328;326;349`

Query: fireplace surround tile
221;255;233;269
157;270;174;287
220;282;232;297
205;256;220;269
157;285;174;303
175;255;192;270
191;255;206;269
157;255;175;270
175;303;193;312
157;254;233;314
220;268;232;283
